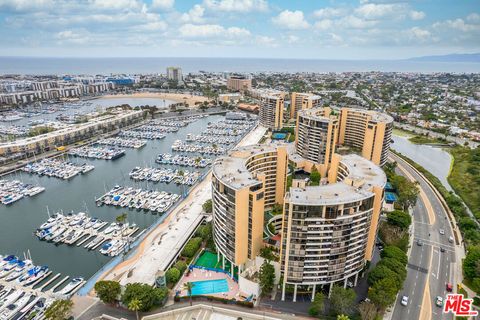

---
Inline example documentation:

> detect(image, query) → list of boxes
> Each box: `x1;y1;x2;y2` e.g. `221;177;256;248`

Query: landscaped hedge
174;295;254;308
181;237;203;258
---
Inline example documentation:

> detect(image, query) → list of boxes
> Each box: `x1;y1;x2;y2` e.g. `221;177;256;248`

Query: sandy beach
100;92;210;107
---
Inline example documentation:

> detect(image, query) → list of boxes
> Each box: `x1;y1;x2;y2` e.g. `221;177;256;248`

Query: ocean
0;57;479;75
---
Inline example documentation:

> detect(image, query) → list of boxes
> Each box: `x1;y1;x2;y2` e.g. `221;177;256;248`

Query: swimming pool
190;279;229;295
272;132;287;140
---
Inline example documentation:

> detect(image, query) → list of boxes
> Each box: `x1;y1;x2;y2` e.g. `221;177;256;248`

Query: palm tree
128;298;142;320
116;212;128;224
183;282;195;306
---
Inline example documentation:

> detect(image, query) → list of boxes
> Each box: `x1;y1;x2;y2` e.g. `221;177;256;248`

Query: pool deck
176;268;243;300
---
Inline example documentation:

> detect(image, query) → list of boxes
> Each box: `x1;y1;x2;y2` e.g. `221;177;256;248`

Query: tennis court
191;279;229;295
195;251;219;269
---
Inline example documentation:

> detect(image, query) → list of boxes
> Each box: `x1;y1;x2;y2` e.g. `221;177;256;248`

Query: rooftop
287;154;386;206
212;143;283;190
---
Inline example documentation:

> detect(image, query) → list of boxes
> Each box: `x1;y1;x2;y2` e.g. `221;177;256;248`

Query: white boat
99;240;118;255
0;293;32;319
38;214;64;230
59;277;84;295
0;290;22;311
1;260;32;280
103;223;118;234
23;266;48;286
69;212;87;226
0;256;16;269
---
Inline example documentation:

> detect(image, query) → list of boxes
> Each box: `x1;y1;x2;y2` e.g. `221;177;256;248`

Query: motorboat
0;293;32;319
0;256;16;269
38;214;64;230
23;266;48;286
59;277;84;295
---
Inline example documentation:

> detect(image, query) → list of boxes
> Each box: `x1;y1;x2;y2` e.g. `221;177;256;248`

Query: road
390;153;457;320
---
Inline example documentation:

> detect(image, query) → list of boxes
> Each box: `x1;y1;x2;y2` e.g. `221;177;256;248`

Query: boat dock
36;212;141;257
95;186;181;214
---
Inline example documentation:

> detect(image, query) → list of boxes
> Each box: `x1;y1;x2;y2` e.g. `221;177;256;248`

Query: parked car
401;295;409;306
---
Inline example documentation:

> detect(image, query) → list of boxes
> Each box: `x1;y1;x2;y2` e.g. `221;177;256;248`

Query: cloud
272;10;309;30
151;0;174;11
355;3;404;20
256;35;277;47
467;13;480;23
409;10;425;21
181;5;205;23
0;0;53;12
407;27;431;42
433;18;480;32
133;21;167;31
314;19;333;31
178;23;250;39
89;0;142;11
339;15;377;29
313;7;345;19
55;30;89;44
203;0;267;13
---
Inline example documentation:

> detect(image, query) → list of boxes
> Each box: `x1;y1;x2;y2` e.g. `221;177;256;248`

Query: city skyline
0;0;479;59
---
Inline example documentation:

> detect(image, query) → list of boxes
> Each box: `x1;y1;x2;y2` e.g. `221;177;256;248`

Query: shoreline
99;93;210;107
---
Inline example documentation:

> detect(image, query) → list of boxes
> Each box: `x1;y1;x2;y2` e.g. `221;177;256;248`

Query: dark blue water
0;57;479;75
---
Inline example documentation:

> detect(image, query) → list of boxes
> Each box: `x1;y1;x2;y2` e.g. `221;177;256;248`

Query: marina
171;140;226;154
22;158;94;180
129;167;200;185
0;253;85;320
0;180;45;206
67;146;126;160
0;113;252;282
35;212;140;257
155;153;212;168
95;186;181;214
96;137;147;149
119;130;166;140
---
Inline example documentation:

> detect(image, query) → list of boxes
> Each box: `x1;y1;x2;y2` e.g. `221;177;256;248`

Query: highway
390;153;457;320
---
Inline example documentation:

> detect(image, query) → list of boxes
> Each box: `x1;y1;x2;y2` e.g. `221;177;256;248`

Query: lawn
448;147;480;220
408;135;448;145
392;128;414;138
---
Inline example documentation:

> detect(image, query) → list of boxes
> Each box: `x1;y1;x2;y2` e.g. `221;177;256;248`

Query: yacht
23;266;48;286
0;293;32;319
38;214;64;230
0;290;23;311
0;256;16;269
59;277;84;295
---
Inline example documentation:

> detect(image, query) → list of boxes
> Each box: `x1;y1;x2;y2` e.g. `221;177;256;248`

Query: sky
0;0;479;59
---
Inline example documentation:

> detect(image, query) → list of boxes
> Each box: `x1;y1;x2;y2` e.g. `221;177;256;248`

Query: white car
439;229;445;235
401;295;409;306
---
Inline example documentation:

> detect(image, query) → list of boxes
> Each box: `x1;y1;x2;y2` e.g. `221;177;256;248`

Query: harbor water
0;114;224;281
391;135;453;190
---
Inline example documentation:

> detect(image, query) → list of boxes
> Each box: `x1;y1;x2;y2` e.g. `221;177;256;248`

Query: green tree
380;246;408;265
310;166;320;186
94;280;121;304
260;247;276;261
122;283;168;312
202;199;213;213
174;261;188;274
128;298;142;320
183;282;195;306
329;285;356;316
309;292;325;316
386;210;412;230
259;260;275;296
390;175;419;210
368;277;398;311
166;267;181;285
44;299;73;320
196;223;212;241
358;301;377;320
377;258;407;282
181;237;203;258
463;246;480;280
367;265;402;288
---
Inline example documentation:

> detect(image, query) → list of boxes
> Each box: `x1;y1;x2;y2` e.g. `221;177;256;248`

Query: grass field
195;251;220;269
392;128;414;138
408;135;448;145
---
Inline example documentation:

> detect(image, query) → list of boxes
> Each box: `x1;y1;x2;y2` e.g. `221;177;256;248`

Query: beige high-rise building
293;107;338;176
212;145;288;270
227;76;252;93
338;108;393;166
259;95;284;130
290;92;323;119
280;154;386;301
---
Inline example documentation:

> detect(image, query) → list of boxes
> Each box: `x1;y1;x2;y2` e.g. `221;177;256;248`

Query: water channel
391;135;453;190
0;112;224;282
